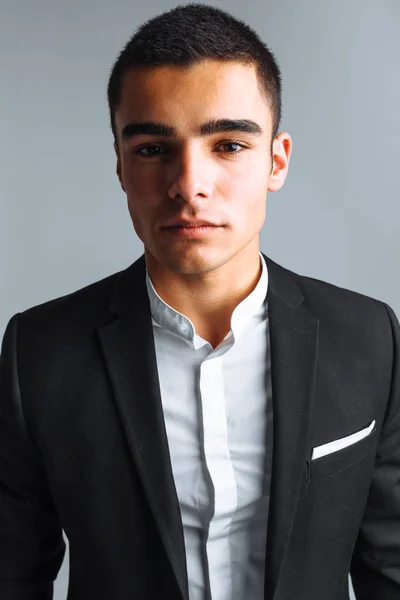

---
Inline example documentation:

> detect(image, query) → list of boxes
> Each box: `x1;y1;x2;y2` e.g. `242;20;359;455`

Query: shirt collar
145;251;268;346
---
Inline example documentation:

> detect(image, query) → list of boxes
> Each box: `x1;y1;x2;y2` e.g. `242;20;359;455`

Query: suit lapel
263;255;320;599
97;252;319;600
97;255;189;600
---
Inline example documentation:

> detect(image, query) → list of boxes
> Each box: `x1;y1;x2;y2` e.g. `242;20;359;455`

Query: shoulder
268;255;389;314
265;255;398;346
10;267;126;345
294;269;385;316
0;266;133;384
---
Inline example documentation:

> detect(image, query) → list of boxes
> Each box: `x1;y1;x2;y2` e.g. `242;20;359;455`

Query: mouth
162;224;222;238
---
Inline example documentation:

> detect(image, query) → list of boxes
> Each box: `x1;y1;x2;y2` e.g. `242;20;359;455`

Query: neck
145;241;262;336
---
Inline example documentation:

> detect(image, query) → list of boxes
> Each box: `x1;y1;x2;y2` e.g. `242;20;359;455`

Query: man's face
114;59;291;276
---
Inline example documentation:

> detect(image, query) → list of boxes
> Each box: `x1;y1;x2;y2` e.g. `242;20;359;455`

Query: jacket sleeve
0;314;66;599
350;302;400;598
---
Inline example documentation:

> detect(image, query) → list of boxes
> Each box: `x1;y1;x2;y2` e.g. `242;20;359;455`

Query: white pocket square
311;420;376;460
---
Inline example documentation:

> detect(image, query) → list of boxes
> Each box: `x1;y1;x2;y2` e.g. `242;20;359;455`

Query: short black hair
107;3;282;143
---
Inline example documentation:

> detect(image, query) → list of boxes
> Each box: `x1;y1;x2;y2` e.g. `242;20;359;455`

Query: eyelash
133;141;248;157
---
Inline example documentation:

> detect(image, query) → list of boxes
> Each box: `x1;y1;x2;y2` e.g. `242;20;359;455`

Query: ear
114;141;126;193
267;132;292;193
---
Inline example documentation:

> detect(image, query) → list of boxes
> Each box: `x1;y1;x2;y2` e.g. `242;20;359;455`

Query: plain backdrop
1;1;399;598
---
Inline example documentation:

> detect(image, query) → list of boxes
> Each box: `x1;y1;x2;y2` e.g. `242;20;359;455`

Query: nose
167;144;214;205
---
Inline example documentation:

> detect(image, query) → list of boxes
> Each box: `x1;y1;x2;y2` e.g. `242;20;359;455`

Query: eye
133;141;248;158
135;145;165;157
217;141;248;154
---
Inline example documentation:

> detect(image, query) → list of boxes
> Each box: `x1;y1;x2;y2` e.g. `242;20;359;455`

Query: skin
114;59;292;348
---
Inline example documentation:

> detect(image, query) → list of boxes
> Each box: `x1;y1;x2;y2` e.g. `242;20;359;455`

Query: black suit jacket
1;253;400;600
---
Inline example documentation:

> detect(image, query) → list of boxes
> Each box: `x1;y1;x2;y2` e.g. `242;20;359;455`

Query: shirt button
178;323;188;334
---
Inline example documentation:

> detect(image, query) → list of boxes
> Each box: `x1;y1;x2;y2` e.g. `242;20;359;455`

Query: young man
1;4;399;599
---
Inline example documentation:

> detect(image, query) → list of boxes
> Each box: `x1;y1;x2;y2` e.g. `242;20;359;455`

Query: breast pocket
308;420;377;482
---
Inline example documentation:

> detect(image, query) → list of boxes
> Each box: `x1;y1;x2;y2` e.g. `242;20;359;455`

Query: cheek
124;168;162;218
123;165;156;195
226;171;267;218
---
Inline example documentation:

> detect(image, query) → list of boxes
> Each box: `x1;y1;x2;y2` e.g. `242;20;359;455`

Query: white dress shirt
145;251;272;600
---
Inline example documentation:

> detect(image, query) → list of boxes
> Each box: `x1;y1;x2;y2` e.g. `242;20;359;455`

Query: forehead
115;59;271;136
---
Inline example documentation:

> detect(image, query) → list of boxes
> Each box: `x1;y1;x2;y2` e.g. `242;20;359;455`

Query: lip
163;225;222;238
163;220;218;228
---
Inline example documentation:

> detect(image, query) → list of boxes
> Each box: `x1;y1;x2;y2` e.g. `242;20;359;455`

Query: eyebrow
120;118;263;141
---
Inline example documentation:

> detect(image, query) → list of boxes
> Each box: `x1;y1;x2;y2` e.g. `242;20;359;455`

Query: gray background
1;1;399;598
